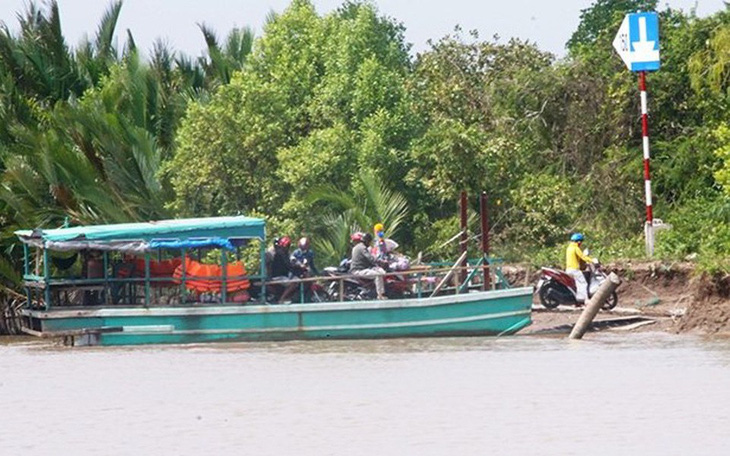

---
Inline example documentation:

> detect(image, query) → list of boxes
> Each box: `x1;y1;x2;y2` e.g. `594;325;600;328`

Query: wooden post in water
459;191;468;284
480;192;490;290
569;272;622;340
221;249;228;304
43;248;50;310
144;252;151;308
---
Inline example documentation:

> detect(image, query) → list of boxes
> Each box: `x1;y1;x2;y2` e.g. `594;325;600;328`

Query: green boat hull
22;287;533;346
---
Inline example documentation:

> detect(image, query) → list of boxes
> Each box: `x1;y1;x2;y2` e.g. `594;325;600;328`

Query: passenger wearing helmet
351;232;387;299
373;223;385;237
566;233;594;303
334;232;365;272
265;236;297;303
291;237;318;276
372;222;398;261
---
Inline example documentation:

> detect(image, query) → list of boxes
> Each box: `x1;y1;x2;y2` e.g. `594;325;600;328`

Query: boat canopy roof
15;216;265;251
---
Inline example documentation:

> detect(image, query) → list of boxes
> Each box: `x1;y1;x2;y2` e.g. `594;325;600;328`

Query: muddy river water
2;332;730;455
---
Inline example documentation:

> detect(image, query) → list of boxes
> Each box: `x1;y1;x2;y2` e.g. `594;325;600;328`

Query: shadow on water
3;328;716;356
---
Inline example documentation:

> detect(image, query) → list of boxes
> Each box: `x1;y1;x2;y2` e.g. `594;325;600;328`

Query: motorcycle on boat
322;258;413;301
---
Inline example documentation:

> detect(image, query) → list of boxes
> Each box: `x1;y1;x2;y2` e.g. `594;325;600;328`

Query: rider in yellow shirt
565;233;594;303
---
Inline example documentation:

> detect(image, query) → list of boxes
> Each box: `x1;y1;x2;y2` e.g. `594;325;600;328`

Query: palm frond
305;171;409;259
359;171;408;236
124;29;136;55
95;0;122;62
225;26;254;65
312;210;360;265
0;252;22;286
305;184;359;209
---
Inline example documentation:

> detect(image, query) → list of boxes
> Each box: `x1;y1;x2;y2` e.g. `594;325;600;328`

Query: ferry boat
15;216;532;346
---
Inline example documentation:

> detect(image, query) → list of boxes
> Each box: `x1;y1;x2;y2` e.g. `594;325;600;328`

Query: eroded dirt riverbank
509;261;730;336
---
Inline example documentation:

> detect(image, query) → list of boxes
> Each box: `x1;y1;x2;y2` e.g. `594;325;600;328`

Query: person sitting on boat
351;232;387;300
82;250;104;306
565;232;595;304
372;223;393;260
291;237;318;276
372;223;409;271
265;236;298;303
336;232;364;272
347;231;365;260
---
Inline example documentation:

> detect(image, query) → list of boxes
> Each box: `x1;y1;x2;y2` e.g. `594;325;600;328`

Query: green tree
500;173;578;247
714;125;730;194
167;72;290;216
408;32;564;245
567;0;657;53
169;0;417;232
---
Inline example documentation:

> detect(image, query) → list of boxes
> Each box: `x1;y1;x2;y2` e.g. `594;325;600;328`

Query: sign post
613;11;669;256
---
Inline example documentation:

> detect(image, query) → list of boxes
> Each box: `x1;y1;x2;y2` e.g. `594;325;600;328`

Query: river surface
1;332;730;455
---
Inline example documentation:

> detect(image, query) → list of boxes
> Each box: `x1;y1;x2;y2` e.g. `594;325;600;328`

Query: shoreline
2;260;728;341
508;260;730;337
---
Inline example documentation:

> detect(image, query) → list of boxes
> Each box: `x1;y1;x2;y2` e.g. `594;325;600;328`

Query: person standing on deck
565;233;594;304
351;232;387;300
265;236;297;303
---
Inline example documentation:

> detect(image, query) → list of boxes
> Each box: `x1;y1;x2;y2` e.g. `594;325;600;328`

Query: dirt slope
506;261;730;335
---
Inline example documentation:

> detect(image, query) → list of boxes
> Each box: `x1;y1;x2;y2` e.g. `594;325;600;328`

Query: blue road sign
613;12;661;72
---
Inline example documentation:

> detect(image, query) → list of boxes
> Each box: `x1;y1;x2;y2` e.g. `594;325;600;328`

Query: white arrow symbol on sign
631;17;659;62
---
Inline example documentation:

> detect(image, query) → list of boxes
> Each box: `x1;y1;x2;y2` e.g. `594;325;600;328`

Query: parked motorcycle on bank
535;258;617;310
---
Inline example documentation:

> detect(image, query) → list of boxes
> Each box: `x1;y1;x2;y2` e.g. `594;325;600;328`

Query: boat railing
264;261;509;304
23;272;265;309
22;260;511;309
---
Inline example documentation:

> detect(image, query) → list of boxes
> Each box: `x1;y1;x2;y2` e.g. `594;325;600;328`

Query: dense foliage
1;0;729;279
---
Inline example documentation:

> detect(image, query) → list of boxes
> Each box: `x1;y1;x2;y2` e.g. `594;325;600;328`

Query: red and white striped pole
639;71;654;256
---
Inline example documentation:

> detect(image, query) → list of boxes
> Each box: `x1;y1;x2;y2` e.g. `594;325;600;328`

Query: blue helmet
570;233;584;242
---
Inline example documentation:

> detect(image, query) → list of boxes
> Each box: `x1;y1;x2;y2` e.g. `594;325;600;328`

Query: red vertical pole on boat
460;191;468;283
639;71;654;256
480;191;490;290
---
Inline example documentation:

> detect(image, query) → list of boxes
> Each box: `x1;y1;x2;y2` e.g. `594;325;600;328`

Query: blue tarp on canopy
149;238;236;251
15;216;266;245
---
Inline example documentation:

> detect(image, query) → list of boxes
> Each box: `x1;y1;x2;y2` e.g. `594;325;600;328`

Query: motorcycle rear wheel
326;281;360;301
308;288;330;303
326;282;342;301
538;282;562;309
601;291;618;310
